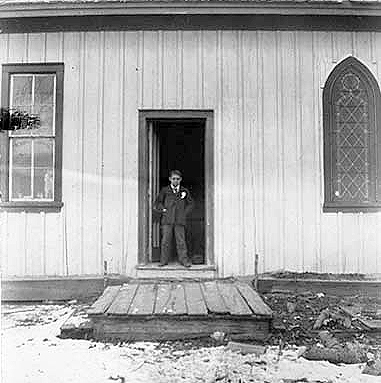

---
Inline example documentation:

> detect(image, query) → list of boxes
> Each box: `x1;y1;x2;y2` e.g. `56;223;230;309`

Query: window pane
33;75;55;136
33;139;54;199
11;139;32;199
11;75;34;136
32;104;54;135
9;105;34;136
12;139;32;168
34;169;54;200
35;75;55;105
12;168;32;199
34;139;54;168
11;75;32;107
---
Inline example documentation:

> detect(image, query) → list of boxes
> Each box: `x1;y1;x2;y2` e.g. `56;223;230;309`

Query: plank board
165;283;187;315
236;282;272;317
183;282;208;315
201;281;228;314
217;282;253;316
96;317;270;342
155;283;187;315
88;285;121;315
107;283;139;315
154;283;172;314
128;283;157;316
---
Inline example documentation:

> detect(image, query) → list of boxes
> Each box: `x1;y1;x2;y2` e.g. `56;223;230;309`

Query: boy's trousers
160;224;188;264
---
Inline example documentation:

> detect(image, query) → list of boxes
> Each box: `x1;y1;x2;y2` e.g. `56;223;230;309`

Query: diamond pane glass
333;72;370;202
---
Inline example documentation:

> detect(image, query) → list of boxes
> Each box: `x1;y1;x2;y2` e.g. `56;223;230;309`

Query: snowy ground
2;304;381;383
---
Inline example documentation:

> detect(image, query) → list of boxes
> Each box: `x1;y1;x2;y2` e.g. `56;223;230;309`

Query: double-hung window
0;63;64;211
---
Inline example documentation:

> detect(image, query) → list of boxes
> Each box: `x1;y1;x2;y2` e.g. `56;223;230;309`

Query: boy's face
169;174;182;187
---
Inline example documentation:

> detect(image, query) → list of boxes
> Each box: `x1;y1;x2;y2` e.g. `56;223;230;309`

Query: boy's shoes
180;260;192;268
158;261;191;267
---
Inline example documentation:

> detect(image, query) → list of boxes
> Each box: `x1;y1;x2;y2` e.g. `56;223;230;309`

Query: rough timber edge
60;310;272;342
90;316;271;342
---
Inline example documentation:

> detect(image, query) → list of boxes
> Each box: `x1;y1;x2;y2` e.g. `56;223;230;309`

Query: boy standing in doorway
154;170;194;267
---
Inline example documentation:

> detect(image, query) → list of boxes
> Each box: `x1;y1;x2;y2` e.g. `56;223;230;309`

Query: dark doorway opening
151;119;205;265
138;110;214;268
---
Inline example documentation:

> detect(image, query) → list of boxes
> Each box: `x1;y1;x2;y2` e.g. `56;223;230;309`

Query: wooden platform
87;279;273;341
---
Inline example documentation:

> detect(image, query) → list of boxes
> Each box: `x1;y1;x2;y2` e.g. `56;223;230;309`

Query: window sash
7;73;56;202
9;137;55;202
0;63;63;211
9;73;56;137
329;72;377;205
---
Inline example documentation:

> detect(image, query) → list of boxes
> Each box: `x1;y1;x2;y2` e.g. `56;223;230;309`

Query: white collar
171;185;179;192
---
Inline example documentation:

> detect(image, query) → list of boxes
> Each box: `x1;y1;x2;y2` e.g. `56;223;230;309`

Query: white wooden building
0;0;380;298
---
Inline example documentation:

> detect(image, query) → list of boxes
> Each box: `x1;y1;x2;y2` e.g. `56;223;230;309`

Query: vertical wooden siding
1;30;380;277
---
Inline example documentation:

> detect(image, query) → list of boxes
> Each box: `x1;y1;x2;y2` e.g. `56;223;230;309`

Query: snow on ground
1;304;381;383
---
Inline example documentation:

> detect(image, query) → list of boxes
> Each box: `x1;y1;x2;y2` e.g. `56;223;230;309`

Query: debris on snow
304;337;368;365
313;308;352;330
3;291;381;383
226;341;266;356
318;330;341;348
313;309;331;330
287;302;297;314
297;346;308;358
363;352;381;376
59;307;93;339
210;331;225;343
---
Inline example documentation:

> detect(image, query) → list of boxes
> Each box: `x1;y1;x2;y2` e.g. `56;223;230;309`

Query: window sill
323;203;381;213
0;201;63;213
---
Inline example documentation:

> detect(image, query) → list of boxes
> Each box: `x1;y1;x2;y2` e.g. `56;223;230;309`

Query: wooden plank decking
88;279;272;318
88;279;273;341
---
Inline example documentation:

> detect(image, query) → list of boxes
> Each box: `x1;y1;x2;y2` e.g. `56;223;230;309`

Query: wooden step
87;278;273;341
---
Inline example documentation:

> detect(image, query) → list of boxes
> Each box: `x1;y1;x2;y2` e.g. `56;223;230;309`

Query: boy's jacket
154;185;194;226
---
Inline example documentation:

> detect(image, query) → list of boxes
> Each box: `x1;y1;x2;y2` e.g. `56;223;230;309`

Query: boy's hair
169;170;182;178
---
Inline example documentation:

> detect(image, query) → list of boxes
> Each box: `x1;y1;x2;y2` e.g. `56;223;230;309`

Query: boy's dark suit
154;185;194;265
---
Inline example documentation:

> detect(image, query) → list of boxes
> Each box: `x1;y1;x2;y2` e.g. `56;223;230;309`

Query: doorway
138;110;214;267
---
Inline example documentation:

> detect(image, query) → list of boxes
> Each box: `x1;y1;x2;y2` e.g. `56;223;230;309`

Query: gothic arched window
323;57;381;212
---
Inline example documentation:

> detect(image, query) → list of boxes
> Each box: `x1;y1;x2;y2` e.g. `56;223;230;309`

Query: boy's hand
162;209;167;212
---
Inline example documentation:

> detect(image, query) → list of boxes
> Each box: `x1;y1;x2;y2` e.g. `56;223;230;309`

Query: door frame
138;109;214;266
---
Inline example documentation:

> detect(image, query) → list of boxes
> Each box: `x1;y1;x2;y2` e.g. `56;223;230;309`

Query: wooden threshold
135;263;217;279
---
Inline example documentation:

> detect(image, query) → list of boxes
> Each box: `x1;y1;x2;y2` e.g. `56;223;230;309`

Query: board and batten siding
0;30;380;278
